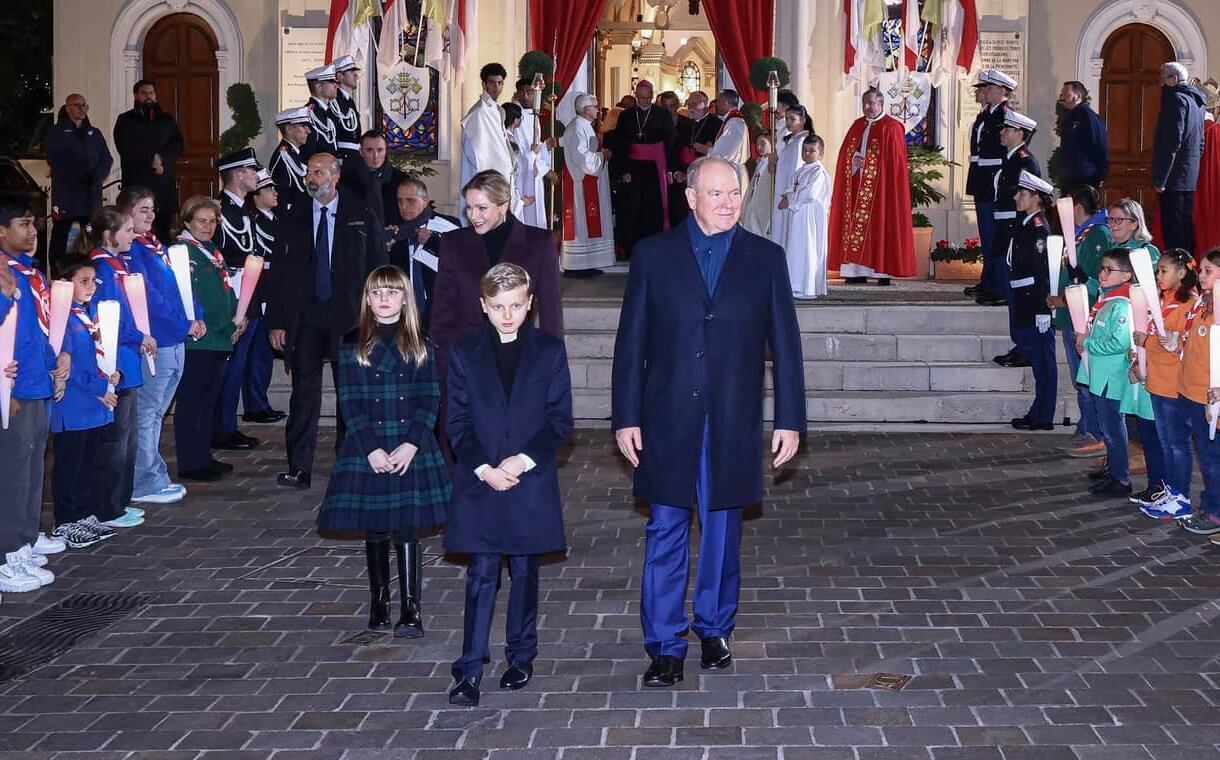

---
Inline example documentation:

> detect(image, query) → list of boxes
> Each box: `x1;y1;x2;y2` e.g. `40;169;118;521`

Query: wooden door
1099;23;1174;220
143;13;219;205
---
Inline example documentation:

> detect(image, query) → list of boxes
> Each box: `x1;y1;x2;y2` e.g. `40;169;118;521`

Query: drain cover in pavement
342;630;389;646
0;592;159;682
832;673;914;691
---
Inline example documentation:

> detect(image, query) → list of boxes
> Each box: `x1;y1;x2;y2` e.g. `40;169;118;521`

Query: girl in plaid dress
318;265;451;638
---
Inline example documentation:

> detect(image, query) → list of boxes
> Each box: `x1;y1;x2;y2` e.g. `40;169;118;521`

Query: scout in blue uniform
990;110;1043;366
317;265;450;640
301;64;340;160
1007;171;1058;431
966;69;1016;302
268;107;311;214
444;263;573;707
212;148;263;452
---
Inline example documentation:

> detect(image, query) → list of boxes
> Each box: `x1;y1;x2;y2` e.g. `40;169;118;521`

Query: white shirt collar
223;188;246;207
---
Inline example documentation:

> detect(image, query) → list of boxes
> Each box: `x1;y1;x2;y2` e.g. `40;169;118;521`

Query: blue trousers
1152;393;1192;497
1095;395;1131;486
452;553;539;684
976;202;1003;294
241;315;275;415
1063;328;1101;439
214;315;260;437
1135;414;1166;492
641;424;743;659
1185;399;1220;517
1014;325;1057;424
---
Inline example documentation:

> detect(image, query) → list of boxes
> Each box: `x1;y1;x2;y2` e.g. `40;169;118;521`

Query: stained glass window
879;0;938;147
681;62;700;94
377;0;440;157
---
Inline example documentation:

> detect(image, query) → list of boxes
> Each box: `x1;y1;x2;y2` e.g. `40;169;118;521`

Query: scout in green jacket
1075;248;1160;499
1107;196;1160;264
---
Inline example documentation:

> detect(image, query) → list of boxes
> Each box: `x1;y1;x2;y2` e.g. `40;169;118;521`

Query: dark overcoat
265;189;387;360
611;223;806;509
318;339;450;534
44;115;113;218
1153;83;1206;191
443;325;573;555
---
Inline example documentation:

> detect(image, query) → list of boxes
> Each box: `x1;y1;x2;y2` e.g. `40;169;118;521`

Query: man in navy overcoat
612;156;806;687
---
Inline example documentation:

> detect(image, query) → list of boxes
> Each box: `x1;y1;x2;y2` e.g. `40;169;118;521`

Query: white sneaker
0;557;42;592
32;533;66;555
23;545;47;567
13;547;53;586
133;483;186;504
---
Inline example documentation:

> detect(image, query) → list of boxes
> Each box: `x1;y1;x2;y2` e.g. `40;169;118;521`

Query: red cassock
1194;118;1220;260
828;115;916;277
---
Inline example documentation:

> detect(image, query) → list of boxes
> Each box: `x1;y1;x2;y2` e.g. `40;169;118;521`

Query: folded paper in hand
424;216;459;233
412;249;439;271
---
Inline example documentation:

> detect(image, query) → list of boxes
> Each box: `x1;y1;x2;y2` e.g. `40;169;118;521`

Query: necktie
315;205;332;302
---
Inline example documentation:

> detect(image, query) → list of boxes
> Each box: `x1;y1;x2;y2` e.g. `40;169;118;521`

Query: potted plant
930;237;984;280
907;145;954;278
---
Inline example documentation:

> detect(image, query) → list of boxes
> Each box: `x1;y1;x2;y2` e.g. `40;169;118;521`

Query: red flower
936;240;952;249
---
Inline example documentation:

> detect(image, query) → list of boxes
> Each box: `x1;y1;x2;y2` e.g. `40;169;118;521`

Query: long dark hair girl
1159;248;1200;304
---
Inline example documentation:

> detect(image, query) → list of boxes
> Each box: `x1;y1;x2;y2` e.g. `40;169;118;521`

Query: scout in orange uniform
1176;250;1220;536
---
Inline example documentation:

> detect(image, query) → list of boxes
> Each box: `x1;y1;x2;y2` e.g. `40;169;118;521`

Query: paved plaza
1;428;1220;759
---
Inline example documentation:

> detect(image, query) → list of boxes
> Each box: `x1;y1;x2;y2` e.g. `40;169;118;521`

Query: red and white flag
444;0;468;81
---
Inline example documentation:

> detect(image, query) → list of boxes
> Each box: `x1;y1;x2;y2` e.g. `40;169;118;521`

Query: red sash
135;233;169;268
627;142;670;231
562;170;604;241
0;252;50;336
89;248;130;275
71;304;108;380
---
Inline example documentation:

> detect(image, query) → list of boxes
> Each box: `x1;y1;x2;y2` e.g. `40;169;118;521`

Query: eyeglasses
1100;266;1132;275
1108;216;1136;224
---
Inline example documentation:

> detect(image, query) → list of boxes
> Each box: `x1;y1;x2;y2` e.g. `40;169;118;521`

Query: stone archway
1077;0;1208;99
109;0;243;133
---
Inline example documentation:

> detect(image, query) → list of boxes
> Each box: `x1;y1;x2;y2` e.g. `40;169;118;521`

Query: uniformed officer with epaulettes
212;147;262;452
1008;170;1058;432
269;107;311;213
303;64;340;159
331;55;362;163
966;69;1017;304
242;168;284;425
991;110;1042;368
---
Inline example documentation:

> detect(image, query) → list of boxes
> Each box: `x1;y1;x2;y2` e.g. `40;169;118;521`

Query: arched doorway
1098;23;1174;215
143;12;220;203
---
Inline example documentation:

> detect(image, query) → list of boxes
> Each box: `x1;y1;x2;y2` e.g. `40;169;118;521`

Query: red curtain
701;0;776;102
529;0;611;92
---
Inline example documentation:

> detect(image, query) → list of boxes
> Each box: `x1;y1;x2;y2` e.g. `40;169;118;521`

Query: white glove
1036;314;1051;334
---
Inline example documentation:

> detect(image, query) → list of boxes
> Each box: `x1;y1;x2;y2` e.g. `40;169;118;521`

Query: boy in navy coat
444;262;573;707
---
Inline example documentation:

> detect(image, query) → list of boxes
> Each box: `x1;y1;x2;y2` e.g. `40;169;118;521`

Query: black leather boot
364;536;392;631
394;540;424;638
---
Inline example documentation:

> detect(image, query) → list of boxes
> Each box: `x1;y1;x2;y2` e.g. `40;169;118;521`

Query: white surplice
459;93;514;224
561;116;615;271
785;160;831;299
709;115;751;189
740;155;773;236
512;106;552;229
770;129;808;249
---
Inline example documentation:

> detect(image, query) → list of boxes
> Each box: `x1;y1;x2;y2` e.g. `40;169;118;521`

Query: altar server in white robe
709;89;751;189
780;135;831;299
510;79;553;230
740;134;774;236
770;106;813;249
460;62;515;223
561;93;616;273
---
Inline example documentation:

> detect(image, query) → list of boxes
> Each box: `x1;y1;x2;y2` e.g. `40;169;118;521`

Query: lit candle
1045;235;1064;297
234;254;264;323
48;279;73;356
122;273;156;375
1065;283;1091;374
0;306;15;429
97;300;121;395
167;244;196;320
1054;197;1077;268
1128;247;1164;336
1130;286;1148;396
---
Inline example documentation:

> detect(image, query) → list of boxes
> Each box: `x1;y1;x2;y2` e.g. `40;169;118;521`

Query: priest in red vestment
828;88;917;284
1194;97;1220;260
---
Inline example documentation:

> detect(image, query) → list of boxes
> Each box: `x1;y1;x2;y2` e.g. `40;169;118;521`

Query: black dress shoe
1090;477;1133;497
212;432;259;451
842;276;868;284
642;655;684;687
242;409;286;423
699;637;732;670
998;356;1032;368
448;677;480;706
976;294;1008;306
179;466;222;482
276;469;311;489
1010;416;1032;429
499;662;533;690
964;283;984;296
208;459;234;473
874;277;891;286
992;350;1017;365
1087;466;1111;481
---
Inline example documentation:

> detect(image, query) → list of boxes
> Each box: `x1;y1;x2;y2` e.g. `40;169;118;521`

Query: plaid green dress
318;333;451;535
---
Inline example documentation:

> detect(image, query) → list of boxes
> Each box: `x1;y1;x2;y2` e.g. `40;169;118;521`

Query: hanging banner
877;70;933;132
379;59;433;132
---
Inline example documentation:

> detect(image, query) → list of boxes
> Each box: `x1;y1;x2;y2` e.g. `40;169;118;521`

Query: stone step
563;303;1013;335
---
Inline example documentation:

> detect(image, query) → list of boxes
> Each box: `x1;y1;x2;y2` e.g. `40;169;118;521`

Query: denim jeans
1151;393;1193;497
1095;394;1130;485
1062;328;1101;439
134;342;185;498
1135;415;1166;492
1185;399;1220;517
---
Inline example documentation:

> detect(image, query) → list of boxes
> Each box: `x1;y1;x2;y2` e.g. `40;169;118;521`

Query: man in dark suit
113;79;184;239
1153;61;1207;254
1056;81;1109;188
387;176;459;333
267;152;387;489
612;156;805;688
45;93;112;267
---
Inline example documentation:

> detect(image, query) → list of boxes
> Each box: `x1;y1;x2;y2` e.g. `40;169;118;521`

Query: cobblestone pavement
2;428;1220;760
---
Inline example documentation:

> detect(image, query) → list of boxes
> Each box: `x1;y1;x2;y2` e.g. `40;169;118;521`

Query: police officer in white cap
269;107;311;213
991;111;1043;367
967;69;1017;304
242;168;285;425
303;64;340;159
331;55;362;162
1008;170;1058;432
